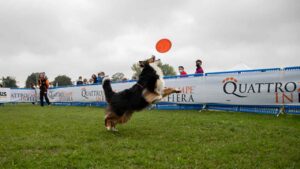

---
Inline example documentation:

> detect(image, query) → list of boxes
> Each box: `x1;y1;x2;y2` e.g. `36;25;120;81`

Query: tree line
1;61;176;88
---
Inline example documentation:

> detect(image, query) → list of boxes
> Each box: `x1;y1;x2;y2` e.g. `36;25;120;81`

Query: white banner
8;70;300;106
0;88;11;103
47;82;136;103
195;71;300;105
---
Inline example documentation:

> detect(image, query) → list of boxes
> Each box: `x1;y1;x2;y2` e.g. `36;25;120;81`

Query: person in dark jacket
38;73;51;106
92;74;98;84
76;76;83;85
195;59;204;74
97;72;105;84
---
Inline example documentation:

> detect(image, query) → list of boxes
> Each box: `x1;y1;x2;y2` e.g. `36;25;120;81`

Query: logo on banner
164;86;195;103
11;92;36;102
222;77;300;104
48;91;73;102
81;88;105;101
0;88;11;102
0;92;7;97
222;77;247;97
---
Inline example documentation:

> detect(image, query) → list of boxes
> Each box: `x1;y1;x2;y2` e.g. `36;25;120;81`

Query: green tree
1;76;18;88
53;75;72;87
25;72;40;88
111;72;126;82
159;63;176;76
131;62;176;79
131;63;142;80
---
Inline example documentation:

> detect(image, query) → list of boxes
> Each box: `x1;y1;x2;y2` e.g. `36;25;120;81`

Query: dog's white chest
155;78;165;94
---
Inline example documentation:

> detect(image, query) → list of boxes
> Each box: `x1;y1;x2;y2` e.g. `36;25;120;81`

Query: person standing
97;72;105;84
89;78;94;84
178;66;187;76
76;76;83;85
92;74;98;84
83;78;88;85
38;73;51;106
195;59;204;74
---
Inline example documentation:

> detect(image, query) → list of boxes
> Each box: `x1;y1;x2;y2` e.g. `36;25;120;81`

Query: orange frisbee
156;38;172;53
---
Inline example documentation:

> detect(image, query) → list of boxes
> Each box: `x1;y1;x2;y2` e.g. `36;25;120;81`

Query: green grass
0;105;299;169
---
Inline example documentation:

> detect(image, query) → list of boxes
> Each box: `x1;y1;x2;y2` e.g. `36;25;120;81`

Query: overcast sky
0;0;299;87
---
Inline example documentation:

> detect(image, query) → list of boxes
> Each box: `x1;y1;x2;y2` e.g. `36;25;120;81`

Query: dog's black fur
103;62;159;116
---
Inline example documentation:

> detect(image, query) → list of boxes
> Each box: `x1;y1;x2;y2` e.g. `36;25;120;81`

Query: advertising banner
7;70;300;106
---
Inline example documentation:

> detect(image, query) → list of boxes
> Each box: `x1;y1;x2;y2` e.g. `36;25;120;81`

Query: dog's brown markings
104;106;117;129
104;56;181;131
143;87;181;104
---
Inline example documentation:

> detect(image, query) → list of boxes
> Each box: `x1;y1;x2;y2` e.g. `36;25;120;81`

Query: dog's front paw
174;89;181;93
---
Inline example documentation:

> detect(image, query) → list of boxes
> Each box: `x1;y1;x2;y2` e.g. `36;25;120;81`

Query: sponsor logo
0;92;7;97
48;91;73;102
81;88;105;101
164;86;195;103
11;92;36;102
222;77;300;103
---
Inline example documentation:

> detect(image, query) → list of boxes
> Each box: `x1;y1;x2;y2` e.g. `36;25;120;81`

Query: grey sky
0;0;299;87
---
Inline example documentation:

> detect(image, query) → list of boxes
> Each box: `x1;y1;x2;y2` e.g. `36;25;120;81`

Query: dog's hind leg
105;115;118;131
104;108;119;131
118;111;133;124
105;114;113;131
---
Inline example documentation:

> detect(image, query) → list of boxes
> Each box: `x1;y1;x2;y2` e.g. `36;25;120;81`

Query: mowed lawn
0;105;299;169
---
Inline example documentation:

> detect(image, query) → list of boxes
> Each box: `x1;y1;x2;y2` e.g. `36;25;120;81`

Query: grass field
0;104;299;169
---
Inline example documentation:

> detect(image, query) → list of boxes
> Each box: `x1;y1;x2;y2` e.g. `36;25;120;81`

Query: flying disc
156;38;172;53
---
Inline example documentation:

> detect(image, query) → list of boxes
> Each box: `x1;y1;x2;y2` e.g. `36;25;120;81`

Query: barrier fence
1;66;300;115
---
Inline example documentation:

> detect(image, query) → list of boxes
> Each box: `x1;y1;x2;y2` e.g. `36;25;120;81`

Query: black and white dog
102;56;180;131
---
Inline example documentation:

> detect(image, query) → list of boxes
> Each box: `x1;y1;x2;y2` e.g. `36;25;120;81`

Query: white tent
227;63;252;71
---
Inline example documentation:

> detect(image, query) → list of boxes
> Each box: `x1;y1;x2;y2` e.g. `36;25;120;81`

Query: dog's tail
102;77;115;103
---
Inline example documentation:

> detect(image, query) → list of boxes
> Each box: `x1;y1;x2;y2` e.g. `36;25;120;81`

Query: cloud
0;0;299;87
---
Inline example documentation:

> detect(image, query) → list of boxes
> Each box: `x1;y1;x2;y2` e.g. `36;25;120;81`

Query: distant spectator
178;66;187;76
92;74;98;84
89;78;94;84
195;59;204;74
77;76;83;85
38;72;51;107
97;72;105;84
83;78;88;85
0;84;3;88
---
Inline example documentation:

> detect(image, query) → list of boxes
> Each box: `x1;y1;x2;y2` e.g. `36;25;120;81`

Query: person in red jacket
178;66;187;76
38;72;51;107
